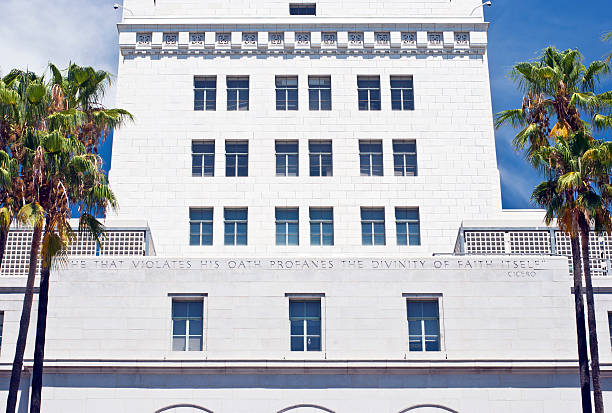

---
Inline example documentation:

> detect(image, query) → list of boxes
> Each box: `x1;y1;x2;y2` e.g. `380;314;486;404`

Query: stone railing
0;227;154;277
119;26;487;56
456;227;612;276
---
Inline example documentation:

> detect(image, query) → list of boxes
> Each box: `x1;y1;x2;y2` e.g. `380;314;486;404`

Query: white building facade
1;0;612;412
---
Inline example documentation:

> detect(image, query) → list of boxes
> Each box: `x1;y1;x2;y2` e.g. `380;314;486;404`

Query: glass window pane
307;319;321;335
305;301;321;318
289;301;305;318
189;319;203;335
425;338;440;352
173;302;188;318
173;319;186;335
188;302;203;317
409;338;422;352
291;336;304;351
172;336;186;351
307;336;321;351
291;320;304;335
422;301;439;318
424;319;440;336
188;336;202;351
407;301;422;318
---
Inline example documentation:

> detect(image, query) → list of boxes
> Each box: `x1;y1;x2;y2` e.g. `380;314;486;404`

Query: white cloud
0;0;123;107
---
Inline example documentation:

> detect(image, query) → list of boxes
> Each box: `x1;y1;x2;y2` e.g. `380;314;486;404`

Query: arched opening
399;405;459;413
277;404;336;413
155;404;214;413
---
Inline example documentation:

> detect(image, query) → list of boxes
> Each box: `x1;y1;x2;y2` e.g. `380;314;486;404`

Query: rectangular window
276;76;298;111
357;76;381;111
276;141;299;176
391;75;414;111
172;300;203;351
289;300;321;351
225;141;248;177
310;208;333;246
224;208;248;245
308;76;331;110
359;140;383;176
276;207;299;245
289;3;316;15
309;140;332;177
189;208;213;246
194;76;216;111
393;140;417;176
396;207;420;246
227;76;249;111
361;207;385;245
407;299;440;352
192;140;215;177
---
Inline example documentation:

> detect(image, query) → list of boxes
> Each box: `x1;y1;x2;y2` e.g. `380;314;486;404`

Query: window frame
308;75;332;111
287;294;324;352
226;76;249;111
396;207;421;246
225;140;249;177
170;297;205;352
404;294;443;353
309;207;334;246
189;207;214;246
357;75;381;111
390;75;415;111
359;140;384;176
191;140;215;177
393;139;417;177
360;207;386;245
275;140;299;176
276;76;299;111
194;76;217;111
289;3;317;15
276;207;300;246
224;208;248;245
309;140;333;177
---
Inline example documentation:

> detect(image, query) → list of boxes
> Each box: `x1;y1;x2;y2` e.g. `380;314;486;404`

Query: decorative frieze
121;28;486;56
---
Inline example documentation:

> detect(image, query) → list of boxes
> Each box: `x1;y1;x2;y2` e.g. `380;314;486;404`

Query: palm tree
604;32;612;63
496;47;612;413
27;63;130;413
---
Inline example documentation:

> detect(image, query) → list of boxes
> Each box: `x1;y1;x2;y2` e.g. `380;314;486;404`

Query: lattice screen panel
66;232;98;256
508;231;551;255
0;231;40;277
463;231;506;254
100;231;146;256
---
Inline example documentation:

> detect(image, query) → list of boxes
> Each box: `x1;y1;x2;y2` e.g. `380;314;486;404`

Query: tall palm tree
604;32;612;63
27;63;130;413
496;47;612;413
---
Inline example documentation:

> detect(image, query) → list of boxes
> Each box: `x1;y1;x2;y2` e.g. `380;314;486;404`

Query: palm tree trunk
571;235;593;413
0;228;9;269
580;227;604;413
5;226;42;413
29;262;50;413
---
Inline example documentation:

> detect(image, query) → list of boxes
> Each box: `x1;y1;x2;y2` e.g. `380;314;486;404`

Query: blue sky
1;0;612;209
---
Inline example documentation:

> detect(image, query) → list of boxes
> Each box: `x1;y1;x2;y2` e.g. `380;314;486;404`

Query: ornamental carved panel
428;32;443;46
455;32;470;46
163;33;178;46
348;32;364;47
401;32;417;47
215;33;231;47
190;33;205;46
136;33;152;46
296;32;311;47
269;32;284;47
322;32;337;47
375;32;390;47
242;32;257;47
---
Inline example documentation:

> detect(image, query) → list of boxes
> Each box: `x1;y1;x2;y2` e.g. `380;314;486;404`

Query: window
407;299;440;352
310;208;333;246
289;3;316;15
276;76;298;110
194;76;216;111
609;313;612;347
172;300;203;351
359;140;383;176
189;208;213;246
192;140;215;177
276;141;299;176
308;76;331;110
393;140;417;176
309;140;332;176
357;76;381;110
396;207;420;246
276;208;299;245
290;300;321;351
227;76;249;110
0;312;3;350
361;207;385;245
224;208;248;245
225;141;248;177
391;75;414;111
